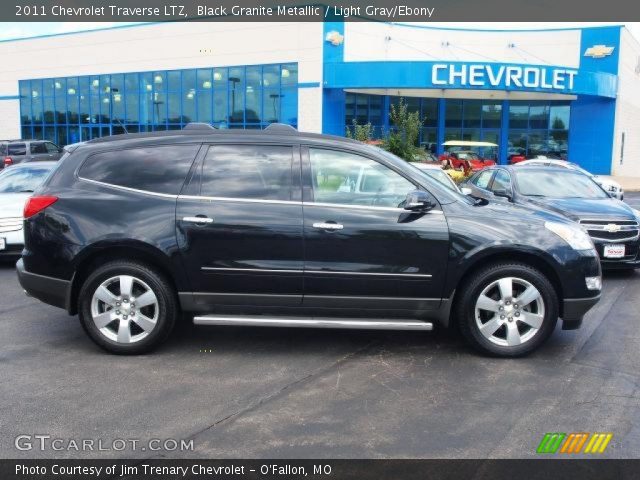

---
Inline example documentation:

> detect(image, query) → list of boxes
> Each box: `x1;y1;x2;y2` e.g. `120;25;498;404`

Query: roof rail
264;123;298;135
183;122;217;131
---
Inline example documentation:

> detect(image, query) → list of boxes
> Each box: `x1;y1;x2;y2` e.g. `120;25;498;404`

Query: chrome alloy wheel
474;277;545;347
90;275;159;344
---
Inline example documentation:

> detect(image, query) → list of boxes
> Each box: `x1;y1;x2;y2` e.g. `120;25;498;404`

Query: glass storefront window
463;101;481;128
482;103;502;129
550;105;570;130
509;103;529;129
445;101;462;128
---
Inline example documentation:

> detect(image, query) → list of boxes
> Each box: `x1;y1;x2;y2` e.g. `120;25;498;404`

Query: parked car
516;158;624;200
0;162;57;259
1;139;64;170
439;141;497;173
17;124;602;357
411;163;471;195
462;166;640;269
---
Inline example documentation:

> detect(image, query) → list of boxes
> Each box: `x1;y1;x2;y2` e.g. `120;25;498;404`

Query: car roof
85;123;361;147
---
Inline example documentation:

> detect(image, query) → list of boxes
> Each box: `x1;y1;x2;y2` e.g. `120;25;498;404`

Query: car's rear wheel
78;261;177;354
456;263;558;357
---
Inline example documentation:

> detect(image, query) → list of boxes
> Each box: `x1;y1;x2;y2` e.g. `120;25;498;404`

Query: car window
0;165;54;193
78;145;199;195
0;143;7;155
422;169;457;191
515;170;609;199
8;143;26;156
309;148;415;208
472;170;494;190
45;142;60;153
201;145;293;201
491;170;512;193
30;142;48;154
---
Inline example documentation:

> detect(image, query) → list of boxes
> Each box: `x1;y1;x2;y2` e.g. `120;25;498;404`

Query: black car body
1;139;64;170
17;124;602;356
463;165;640;270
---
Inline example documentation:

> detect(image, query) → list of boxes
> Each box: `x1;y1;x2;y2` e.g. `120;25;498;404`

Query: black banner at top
3;0;640;22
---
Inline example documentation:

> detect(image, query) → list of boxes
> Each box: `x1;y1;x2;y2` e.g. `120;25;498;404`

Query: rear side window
45;142;60;153
0;143;7;155
78;145;199;195
8;143;26;156
201;145;293;200
30;142;48;154
472;170;493;189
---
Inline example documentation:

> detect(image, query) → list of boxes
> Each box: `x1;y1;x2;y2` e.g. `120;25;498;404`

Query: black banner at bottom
2;459;640;480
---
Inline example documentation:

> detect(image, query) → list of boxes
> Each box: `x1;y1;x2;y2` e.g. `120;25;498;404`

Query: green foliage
382;98;423;161
345;119;374;142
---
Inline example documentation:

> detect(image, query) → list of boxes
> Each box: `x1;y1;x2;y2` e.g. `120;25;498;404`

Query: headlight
545;221;595;251
632;208;640;221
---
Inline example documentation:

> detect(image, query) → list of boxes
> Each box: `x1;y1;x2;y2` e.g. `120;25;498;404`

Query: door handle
312;222;344;230
183;216;213;224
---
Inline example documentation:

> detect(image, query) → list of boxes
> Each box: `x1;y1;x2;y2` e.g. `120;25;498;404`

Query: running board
193;315;433;331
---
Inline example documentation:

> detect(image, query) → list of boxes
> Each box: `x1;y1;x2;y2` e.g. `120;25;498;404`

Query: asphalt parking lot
1;193;639;460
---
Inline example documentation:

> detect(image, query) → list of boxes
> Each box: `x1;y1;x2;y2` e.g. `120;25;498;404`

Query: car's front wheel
456;263;558;357
78;260;177;354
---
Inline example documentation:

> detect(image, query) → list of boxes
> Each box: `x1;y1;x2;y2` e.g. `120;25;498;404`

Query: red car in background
439;141;497;174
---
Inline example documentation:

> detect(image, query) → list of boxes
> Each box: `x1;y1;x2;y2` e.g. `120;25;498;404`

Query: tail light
3;157;12;166
24;195;58;218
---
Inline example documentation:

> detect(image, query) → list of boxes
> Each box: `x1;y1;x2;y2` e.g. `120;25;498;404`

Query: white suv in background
516;158;624;200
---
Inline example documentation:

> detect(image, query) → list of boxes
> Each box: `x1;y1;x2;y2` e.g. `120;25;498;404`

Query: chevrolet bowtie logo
584;45;615;58
604;224;621;233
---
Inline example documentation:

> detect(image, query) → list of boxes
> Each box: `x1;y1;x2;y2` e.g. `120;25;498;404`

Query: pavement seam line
181;339;381;450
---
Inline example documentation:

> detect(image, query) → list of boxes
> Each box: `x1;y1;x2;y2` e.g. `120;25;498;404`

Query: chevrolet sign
431;64;577;92
584;45;615;58
604;224;622;233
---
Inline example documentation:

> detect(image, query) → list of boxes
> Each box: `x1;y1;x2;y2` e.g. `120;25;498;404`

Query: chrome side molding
193;315;433;331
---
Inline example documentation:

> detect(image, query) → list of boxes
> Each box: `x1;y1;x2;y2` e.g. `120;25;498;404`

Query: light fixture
31;90;39;98
67;88;76;95
104;86;111;93
213;71;222;81
186;92;194;100
202;80;212;89
54;81;62;89
113;93;122;102
145;84;153;92
92;79;99;87
102;98;110;104
281;68;290;78
246;86;254;93
154;75;163;84
264;79;270;86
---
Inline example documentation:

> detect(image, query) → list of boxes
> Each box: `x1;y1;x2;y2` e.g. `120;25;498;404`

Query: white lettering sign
431;64;577;91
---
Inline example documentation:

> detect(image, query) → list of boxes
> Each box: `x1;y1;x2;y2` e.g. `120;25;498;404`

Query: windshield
0;165;55;193
458;152;479;161
515;170;608;199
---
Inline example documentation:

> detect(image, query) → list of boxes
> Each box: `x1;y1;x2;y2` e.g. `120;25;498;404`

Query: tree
345;119;374;142
382;98;423;161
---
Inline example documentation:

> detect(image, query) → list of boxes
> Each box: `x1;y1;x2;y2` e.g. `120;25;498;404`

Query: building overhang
344;88;577;101
325;61;617;99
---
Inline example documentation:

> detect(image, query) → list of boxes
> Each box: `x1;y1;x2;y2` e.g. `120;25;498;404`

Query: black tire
78;260;177;354
455;262;558;357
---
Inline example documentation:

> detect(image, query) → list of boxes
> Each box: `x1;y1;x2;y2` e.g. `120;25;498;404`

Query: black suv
1;139;64;169
17;124;602;357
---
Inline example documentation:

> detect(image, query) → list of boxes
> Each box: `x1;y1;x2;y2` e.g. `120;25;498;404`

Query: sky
0;22;639;43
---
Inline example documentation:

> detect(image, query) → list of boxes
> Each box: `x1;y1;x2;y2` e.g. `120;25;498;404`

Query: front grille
579;219;639;242
0;217;23;233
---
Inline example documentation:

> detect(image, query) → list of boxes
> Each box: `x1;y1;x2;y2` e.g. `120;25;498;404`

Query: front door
301;147;450;312
176;143;304;309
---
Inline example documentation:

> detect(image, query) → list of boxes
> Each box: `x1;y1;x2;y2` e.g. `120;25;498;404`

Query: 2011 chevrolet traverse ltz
17;124;602;356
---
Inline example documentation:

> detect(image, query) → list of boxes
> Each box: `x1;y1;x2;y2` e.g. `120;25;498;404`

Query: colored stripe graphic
584;433;613;454
537;433;566;454
560;433;589;453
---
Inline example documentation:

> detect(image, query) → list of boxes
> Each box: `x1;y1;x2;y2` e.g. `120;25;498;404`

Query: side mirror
460;187;472;196
404;190;436;212
493;188;512;200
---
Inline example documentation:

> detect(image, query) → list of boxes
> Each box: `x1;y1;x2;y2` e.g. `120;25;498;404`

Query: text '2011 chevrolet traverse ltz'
17;124;602;357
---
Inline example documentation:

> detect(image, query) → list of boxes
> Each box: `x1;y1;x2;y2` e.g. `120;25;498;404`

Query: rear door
7;143;27;165
300;146;450;312
467;169;495;200
176;142;304;309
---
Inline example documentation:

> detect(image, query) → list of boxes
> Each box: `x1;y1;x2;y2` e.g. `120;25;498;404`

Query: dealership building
0;20;639;175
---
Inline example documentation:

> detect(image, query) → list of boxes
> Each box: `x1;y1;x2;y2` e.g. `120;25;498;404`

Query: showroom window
19;63;298;146
344;94;438;149
508;101;570;160
444;100;502;160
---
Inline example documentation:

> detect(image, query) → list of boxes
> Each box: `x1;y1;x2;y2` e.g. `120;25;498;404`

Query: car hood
0;193;30;218
523;196;635;221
